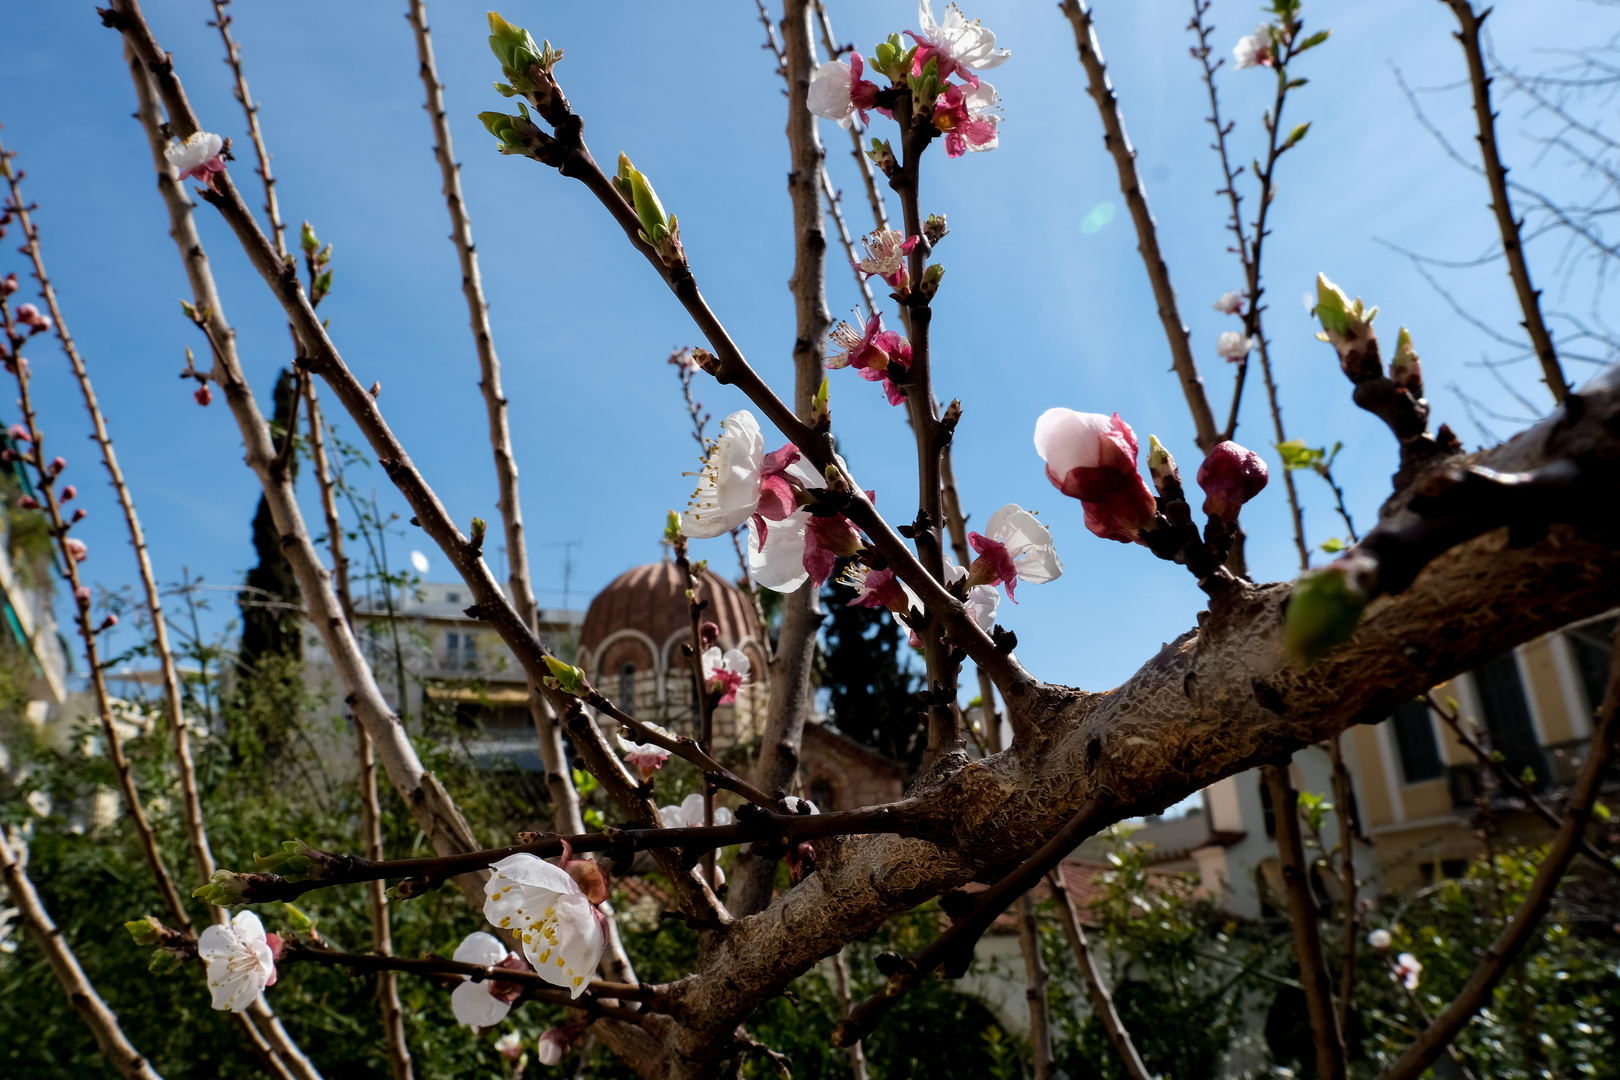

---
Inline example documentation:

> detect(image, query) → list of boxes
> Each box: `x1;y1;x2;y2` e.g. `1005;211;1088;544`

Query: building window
445;632;460;666
1568;617;1617;715
810;777;836;811
1473;654;1546;787
1260;777;1275;838
446;592;460;604
618;662;636;717
463;633;478;663
1391;699;1443;783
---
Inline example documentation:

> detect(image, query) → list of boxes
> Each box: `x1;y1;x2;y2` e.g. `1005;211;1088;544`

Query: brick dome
578;561;762;669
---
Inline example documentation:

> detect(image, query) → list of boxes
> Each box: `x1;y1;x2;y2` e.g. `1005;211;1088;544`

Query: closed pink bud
0;449;17;463
65;537;87;561
16;495;37;510
1033;408;1159;544
97;614;118;632
700;621;720;649
1196;441;1269;522
194;384;213;407
0;272;17;296
71;508;86;523
74;586;91;606
60;485;76;502
537;1029;570;1067
47;456;64;476
7;424;28;442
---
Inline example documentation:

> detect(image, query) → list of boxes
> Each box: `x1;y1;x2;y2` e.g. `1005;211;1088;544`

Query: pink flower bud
1033;409;1159;544
97;615;118;633
65;537;87;561
74;586;91;606
1196;441;1269;523
0;449;17;463
537;1029;571;1067
60;485;76;502
0;273;16;296
71;508;86;523
700;621;720;649
7;424;29;442
16;495;37;510
47;456;64;476
194;384;213;407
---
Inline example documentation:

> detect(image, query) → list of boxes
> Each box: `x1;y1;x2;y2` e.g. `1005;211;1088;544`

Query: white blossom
1215;330;1255;359
0;906;19;954
1232;24;1274;69
449;931;515;1029
682;410;766;538
660;791;734;830
537;1030;568;1066
198;910;277;1013
1367;928;1392;950
164;131;226;180
911;0;1010;83
493;1031;524;1059
1395;952;1423;990
484;854;605;999
1212;290;1245;315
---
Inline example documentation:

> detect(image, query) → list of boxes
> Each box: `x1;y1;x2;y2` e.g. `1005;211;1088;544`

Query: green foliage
818;559;922;773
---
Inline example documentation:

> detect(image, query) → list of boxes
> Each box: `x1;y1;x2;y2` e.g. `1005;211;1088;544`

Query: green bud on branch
1283;553;1376;666
543;655;590;696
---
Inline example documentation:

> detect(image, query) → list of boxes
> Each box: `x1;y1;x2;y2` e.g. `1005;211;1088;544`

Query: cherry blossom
701;646;751;704
165;131;227;183
965;581;1000;630
1196;441;1269;523
1215;330;1255;360
1034;409;1159;544
907;0;1010;88
965;504;1063;602
1394;952;1423;990
1367;928;1393;950
932;82;1000;159
6;424;29;442
828;313;912;406
749;509;812;593
449;930;526;1029
806;52;881;130
681;411;764;537
198;909;278;1013
483;853;606;998
852;229;919;292
1213;290;1245;315
843;565;919;617
1233;25;1275;69
660;791;734;830
494;1032;524;1059
64;538;87;562
15;303;52;335
537;1028;571;1066
615;723;674;775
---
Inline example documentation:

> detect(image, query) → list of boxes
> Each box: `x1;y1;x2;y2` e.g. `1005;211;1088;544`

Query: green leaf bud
299;221;318;254
125;916;163;946
1147;435;1181;498
542;655;590;696
1283;553;1376;666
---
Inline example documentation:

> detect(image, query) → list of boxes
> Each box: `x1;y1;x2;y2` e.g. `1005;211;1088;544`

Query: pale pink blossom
449;930;527;1029
1215;330;1255;360
701;645;751;704
660;791;734;830
165;131;227;183
483;853;606;999
843;564;919;616
806;52;881;130
1213;290;1245;315
1034;409;1159;544
681;410;805;541
965;504;1062;602
616;723;674;774
15;303;51;335
932;82;1000;158
6;425;28;443
1233;25;1275;69
853;229;919;291
494;1032;524;1059
198;909;277;1012
1394;952;1422;990
1367;928;1393;950
906;0;1010;88
827;313;912;406
537;1029;571;1066
64;538;87;562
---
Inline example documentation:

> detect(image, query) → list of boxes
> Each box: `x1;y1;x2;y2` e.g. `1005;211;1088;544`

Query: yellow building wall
1521;638;1576;743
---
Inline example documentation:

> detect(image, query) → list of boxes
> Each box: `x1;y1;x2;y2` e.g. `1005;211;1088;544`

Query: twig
1047;868;1153;1080
813;1;890;233
1423;692;1620;879
113;17;490;910
829;948;868;1080
1261;763;1346;1080
1374;624;1619;1080
1441;1;1570;403
0;829;165;1080
1327;735;1360;1037
1016;891;1056;1080
208;0;285;257
1062;0;1220;453
405;0;582;839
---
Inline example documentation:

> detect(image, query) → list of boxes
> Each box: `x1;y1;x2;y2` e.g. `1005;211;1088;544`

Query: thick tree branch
0;830;164;1080
1442;0;1570;404
1048;868;1153;1080
1262;763;1345;1080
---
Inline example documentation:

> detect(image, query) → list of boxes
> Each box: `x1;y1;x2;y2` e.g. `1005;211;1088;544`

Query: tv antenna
540;540;583;610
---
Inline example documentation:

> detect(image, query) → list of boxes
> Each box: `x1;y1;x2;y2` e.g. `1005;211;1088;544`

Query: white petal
700;645;723;678
749;512;809;593
453;931;509;969
806;60;855;122
528;893;605;999
679;792;707;827
207;966;264;1013
722;649;750;677
993;508;1063;584
713;804;734;827
489;852;581;896
451;979;512;1029
658;803;686;828
945;562;967;586
231;909;267;949
197;922;239;964
1032;409;1111;475
966;584;1000;630
682;411;765;539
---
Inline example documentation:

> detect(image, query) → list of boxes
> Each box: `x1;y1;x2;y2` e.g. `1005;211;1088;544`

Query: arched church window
619;662;636;717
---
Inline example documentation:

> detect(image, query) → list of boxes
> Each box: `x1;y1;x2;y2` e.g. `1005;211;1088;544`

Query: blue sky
0;0;1610;698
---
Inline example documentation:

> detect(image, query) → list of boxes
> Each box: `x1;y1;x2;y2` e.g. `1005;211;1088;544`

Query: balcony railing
1447;737;1618;810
